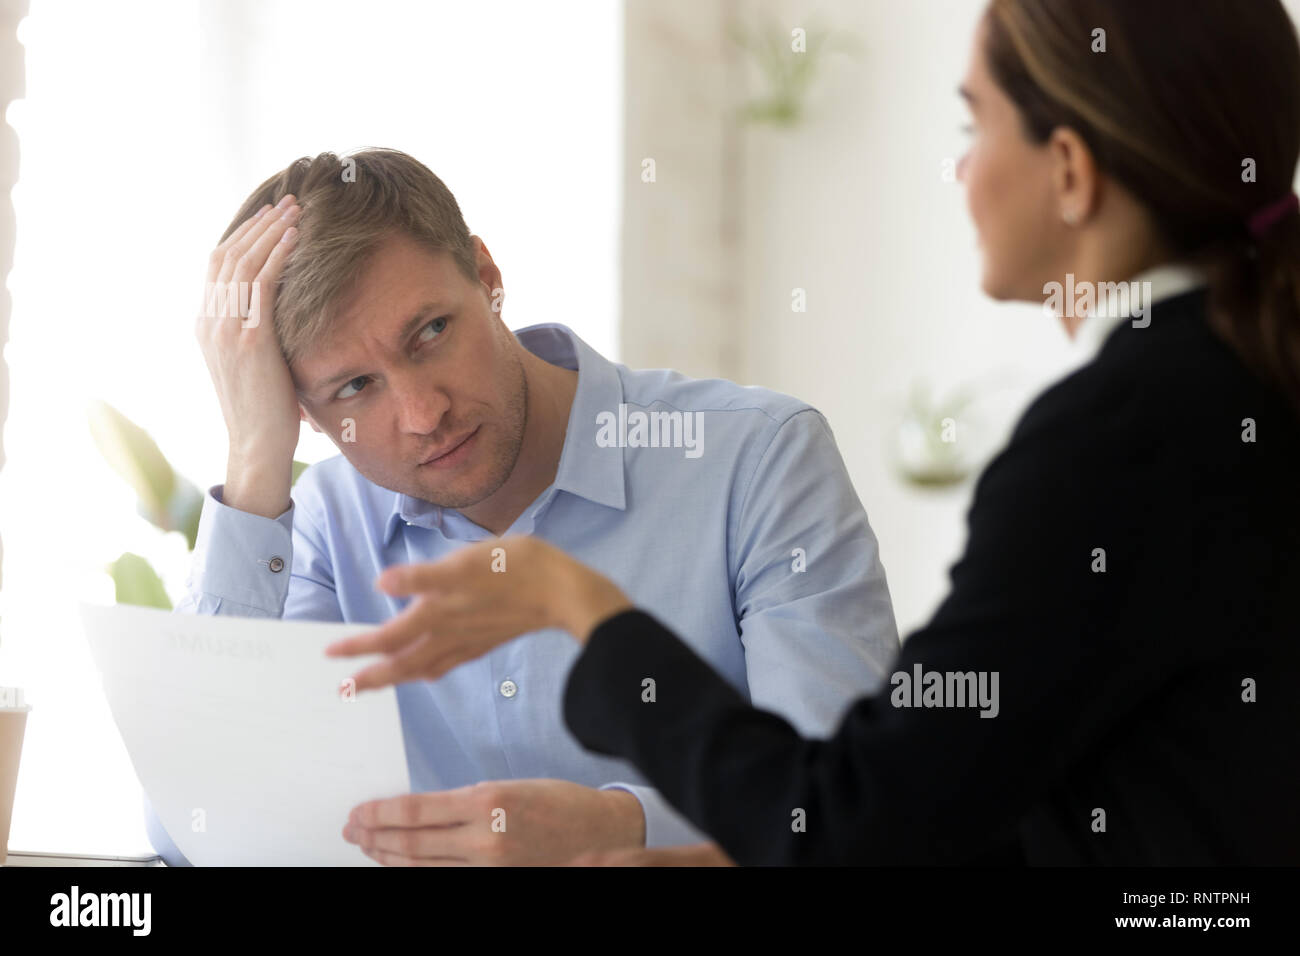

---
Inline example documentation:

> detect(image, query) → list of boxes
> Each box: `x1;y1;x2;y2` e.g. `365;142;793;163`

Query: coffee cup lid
0;687;30;712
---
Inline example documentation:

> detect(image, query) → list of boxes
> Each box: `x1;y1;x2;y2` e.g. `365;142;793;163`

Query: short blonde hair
219;148;479;365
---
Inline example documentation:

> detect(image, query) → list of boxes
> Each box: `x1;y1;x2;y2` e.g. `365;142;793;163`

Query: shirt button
499;679;518;699
268;556;285;573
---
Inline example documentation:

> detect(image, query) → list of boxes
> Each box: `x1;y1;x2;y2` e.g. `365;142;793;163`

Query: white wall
733;0;1083;633
627;0;1300;633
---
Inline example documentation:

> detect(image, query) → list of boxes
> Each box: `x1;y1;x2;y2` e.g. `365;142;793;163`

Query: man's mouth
418;426;480;469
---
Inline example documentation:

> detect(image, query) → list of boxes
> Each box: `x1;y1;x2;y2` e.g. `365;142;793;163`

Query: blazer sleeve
563;364;1173;865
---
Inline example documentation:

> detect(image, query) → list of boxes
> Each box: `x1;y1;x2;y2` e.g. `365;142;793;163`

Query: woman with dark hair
332;0;1300;865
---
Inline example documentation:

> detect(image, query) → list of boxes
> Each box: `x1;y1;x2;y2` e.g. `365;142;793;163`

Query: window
0;0;621;855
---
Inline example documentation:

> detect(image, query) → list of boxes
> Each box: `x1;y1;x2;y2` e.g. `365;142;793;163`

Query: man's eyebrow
306;302;449;396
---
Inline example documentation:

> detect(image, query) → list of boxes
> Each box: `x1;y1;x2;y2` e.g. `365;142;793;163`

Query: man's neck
459;345;579;536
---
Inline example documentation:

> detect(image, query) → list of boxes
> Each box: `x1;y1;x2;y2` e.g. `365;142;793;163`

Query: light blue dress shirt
146;323;899;864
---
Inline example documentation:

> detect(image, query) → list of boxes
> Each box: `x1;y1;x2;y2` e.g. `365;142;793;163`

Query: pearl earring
1063;209;1079;226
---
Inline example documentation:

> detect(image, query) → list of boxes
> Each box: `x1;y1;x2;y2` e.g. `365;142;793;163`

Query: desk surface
3;850;164;867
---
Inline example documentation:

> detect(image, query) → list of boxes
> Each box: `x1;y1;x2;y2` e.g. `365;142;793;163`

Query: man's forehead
290;235;474;393
337;236;467;321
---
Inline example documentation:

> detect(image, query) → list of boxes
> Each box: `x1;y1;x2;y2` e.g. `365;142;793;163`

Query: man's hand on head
195;194;304;518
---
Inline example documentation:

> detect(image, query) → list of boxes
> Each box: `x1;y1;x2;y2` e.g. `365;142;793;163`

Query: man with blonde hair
148;148;898;865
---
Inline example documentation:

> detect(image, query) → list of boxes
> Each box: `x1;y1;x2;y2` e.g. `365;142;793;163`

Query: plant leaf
88;400;175;524
107;552;173;610
173;483;205;551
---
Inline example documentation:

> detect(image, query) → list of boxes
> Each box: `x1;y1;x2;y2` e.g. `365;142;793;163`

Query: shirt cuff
186;484;295;614
599;782;711;848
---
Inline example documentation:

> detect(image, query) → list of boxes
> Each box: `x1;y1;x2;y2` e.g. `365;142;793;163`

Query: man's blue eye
332;318;446;400
336;376;369;399
417;316;448;343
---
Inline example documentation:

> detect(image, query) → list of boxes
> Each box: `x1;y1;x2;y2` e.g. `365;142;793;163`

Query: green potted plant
87;400;308;608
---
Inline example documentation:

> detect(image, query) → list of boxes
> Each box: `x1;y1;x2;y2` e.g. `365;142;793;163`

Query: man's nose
393;380;451;436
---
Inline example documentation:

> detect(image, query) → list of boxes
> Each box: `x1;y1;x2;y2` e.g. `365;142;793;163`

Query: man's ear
471;234;504;313
299;403;323;434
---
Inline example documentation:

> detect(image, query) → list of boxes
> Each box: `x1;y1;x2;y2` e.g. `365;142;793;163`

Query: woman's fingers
376;559;459;597
350;640;438;692
326;595;437;658
376;537;534;596
351;635;478;692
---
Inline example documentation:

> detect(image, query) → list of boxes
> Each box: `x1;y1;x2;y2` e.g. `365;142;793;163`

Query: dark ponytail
1202;199;1300;412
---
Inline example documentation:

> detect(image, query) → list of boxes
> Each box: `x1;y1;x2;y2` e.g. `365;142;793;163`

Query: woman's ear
1047;126;1100;226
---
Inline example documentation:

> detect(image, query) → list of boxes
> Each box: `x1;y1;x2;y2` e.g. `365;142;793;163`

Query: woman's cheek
964;152;990;240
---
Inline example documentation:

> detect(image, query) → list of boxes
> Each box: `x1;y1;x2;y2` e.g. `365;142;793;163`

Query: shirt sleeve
730;408;899;737
173;483;343;621
563;371;1165;864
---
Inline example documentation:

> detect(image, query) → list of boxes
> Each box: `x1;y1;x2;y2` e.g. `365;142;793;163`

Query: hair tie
1248;191;1299;239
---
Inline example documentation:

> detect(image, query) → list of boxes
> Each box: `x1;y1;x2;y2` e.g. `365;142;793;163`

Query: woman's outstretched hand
325;536;633;692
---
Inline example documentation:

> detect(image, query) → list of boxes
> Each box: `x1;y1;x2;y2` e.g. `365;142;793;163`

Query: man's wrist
224;450;293;518
604;788;647;848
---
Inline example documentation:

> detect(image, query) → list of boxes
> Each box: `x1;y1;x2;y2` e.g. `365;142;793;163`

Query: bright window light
0;0;621;856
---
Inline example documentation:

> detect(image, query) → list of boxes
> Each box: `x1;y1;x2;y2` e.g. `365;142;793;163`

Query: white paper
80;602;411;866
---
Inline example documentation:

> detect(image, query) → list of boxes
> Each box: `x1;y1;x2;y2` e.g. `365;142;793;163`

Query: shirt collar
383;322;626;544
1077;262;1208;349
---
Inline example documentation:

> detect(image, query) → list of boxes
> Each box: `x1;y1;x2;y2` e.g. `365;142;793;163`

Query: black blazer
563;288;1300;865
